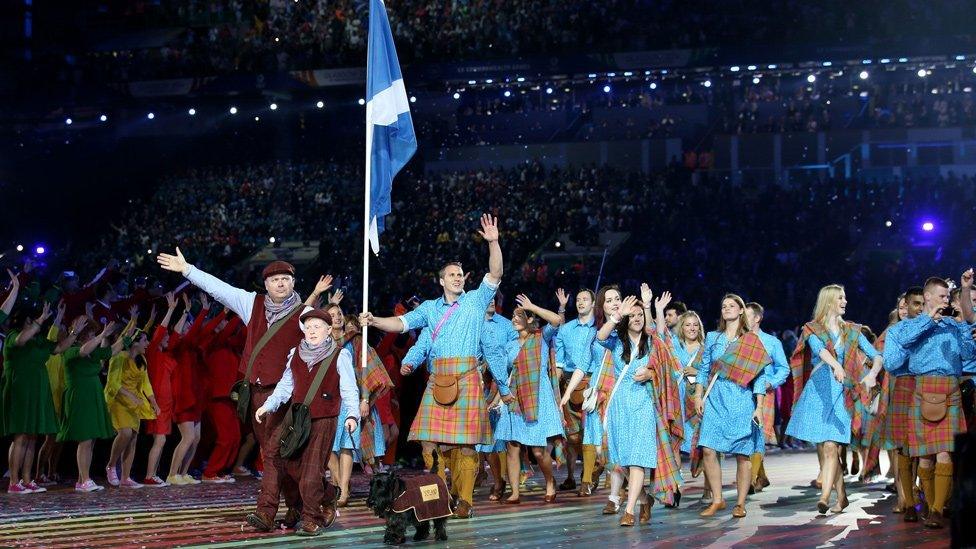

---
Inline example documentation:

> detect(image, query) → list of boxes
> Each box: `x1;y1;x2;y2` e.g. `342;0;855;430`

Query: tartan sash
511;333;543;423
788;321;864;430
711;332;771;389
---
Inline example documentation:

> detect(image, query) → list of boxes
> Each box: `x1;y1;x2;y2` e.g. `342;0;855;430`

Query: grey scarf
298;336;337;368
264;291;301;326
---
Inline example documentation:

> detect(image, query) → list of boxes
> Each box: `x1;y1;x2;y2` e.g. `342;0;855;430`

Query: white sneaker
121;478;144;489
106;466;120;487
75;479;104;492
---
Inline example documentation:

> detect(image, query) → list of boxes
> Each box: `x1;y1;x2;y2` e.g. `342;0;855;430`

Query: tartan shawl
788;321;864;430
597;332;684;505
711;332;772;389
340;332;394;403
510;333;543;423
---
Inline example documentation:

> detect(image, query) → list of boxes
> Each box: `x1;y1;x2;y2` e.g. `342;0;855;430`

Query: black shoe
904;505;919;523
558;477;577;491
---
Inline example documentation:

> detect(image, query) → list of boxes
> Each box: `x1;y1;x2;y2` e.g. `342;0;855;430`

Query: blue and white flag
365;0;417;254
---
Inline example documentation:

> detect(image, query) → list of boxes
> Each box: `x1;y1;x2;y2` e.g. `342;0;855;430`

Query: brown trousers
282;417;340;527
251;385;301;519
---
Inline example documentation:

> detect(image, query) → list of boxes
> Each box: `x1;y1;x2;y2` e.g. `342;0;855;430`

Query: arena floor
0;449;950;548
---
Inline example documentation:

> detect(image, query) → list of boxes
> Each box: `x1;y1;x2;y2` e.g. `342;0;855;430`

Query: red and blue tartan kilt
907;376;965;457
409;357;491;446
762;391;777;445
883;376;914;450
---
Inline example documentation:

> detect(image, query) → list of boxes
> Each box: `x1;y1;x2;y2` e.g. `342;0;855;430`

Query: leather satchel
432;374;460;406
919;391;948;423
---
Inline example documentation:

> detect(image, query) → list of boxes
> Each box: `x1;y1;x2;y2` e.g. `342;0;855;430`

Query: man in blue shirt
361;214;503;519
744;302;790;494
553;289;596;491
887;275;976;528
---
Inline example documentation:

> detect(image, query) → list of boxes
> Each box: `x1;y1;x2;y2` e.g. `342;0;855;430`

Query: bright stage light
316;101;324;108
859;71;869;80
358;98;366;105
188;108;196;116
922;221;934;232
269;103;278;110
99;114;108;122
807;74;816;83
147;112;155;119
453;92;460;99
603;85;611;93
65;118;72;125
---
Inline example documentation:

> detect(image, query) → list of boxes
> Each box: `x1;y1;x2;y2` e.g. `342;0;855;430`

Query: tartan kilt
907;376;965;457
559;372;584;436
883;376;914;450
761;391;777;446
409;357;491;446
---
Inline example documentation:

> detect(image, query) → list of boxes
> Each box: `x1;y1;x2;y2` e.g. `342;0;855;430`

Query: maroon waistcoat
290;351;342;419
240;297;304;386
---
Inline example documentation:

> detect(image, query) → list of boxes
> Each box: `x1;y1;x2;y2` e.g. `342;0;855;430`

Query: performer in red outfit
201;310;246;482
143;293;182;487
166;294;209;485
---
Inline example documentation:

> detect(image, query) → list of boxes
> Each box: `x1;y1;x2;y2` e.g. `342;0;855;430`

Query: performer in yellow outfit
105;330;160;488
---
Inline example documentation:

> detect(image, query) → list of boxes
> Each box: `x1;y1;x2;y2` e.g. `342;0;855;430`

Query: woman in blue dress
595;291;671;527
694;294;779;519
670;311;704;456
785;284;882;514
561;284;622;497
494;294;565;504
324;303;387;507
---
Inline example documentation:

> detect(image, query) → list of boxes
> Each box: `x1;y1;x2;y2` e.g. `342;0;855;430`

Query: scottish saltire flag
365;0;417;254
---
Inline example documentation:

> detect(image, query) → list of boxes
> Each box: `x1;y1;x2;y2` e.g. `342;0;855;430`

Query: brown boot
453;499;474;519
924;510;944;529
904;505;919;522
282;507;302;529
245;512;274;532
602;500;619;515
296;522;324;537
577;481;593;497
619;512;635;527
639;500;652;524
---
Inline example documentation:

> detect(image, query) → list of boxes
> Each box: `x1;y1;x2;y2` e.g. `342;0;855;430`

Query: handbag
582;350;609;413
919;391;948;423
433;374;460;406
279;348;338;459
231;305;303;423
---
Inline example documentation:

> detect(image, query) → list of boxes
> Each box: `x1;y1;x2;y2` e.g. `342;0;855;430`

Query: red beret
300;308;333;325
262;260;295;280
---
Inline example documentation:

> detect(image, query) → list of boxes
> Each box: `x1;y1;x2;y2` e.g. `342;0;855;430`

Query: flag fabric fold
365;0;417;254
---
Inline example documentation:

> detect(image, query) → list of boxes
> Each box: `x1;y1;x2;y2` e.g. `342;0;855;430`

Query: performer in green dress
57;317;119;492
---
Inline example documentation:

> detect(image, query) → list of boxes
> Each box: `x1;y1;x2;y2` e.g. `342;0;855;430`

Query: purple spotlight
35;246;46;255
921;221;935;232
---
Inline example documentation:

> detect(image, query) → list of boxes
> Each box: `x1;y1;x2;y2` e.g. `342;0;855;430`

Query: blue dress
786;330;879;445
696;331;769;456
671;339;702;454
332;341;386;461
493;326;565;447
582;340;608;447
601;334;658;469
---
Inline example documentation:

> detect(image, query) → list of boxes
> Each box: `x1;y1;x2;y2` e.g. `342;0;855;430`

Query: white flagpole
361;112;373;370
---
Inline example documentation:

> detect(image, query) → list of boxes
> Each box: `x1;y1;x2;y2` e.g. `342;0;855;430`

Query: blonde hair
676;310;705;346
718;293;747;338
812;284;845;325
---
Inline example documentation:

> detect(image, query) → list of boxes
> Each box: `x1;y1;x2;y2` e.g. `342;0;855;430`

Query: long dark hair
617;300;650;361
595;284;621;326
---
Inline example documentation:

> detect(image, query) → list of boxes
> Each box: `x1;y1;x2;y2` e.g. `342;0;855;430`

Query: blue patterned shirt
889;314;976;376
755;329;790;393
398;275;499;360
554;316;597;373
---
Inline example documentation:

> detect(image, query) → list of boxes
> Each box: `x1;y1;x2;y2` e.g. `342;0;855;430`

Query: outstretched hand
619;295;640;317
555;288;569;309
328;289;344;305
515;293;535;312
640;283;653;304
157;247;190;275
654;291;672;312
313;275;334;296
478;214;499;242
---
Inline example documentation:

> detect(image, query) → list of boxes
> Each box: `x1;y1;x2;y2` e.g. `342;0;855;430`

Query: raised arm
80;321;115;357
54;315;88;354
479;214;503;284
961;269;975;325
598;295;637;342
14;302;51;346
1;269;20;317
653;289;672;337
515;294;563;328
159;292;178;329
304;275;334;307
157;247;255;322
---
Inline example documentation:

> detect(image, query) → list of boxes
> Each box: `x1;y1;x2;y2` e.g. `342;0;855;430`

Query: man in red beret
158;248;333;532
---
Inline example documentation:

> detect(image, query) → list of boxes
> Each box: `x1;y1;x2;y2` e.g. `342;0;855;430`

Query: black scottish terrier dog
366;454;450;545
